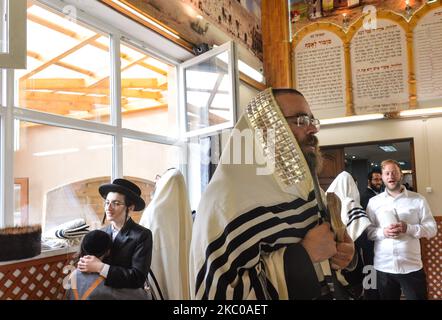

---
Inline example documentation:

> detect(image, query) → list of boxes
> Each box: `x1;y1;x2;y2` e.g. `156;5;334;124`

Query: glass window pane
15;2;111;123
14;120;112;232
123;138;180;179
121;41;177;136
0;0;8;54
184;51;234;134
122;138;181;222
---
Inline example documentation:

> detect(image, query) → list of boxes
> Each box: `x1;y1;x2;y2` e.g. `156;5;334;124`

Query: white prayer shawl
190;88;327;300
326;171;371;241
139;169;193;299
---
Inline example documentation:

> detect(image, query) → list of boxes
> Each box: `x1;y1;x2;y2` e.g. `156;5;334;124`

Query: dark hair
80;230;112;257
272;88;304;98
74;230;112;266
367;168;382;180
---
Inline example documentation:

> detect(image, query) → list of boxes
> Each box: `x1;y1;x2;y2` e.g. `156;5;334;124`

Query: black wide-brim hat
99;178;145;211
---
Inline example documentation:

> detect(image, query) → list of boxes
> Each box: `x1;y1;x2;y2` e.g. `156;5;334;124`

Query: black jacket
360;187;378;210
103;218;152;289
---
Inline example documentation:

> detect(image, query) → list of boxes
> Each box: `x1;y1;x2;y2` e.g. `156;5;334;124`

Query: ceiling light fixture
378;145;397;152
109;0;180;39
399;107;442;118
320;113;384;125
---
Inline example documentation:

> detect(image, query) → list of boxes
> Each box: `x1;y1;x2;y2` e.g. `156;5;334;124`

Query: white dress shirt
366;187;437;274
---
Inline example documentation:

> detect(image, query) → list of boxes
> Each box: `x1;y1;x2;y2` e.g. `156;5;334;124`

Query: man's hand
393;221;407;234
77;255;104;273
301;222;337;263
331;231;354;270
383;222;404;238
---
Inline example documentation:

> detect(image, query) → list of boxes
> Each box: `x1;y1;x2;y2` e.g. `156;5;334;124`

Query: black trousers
376;269;428;300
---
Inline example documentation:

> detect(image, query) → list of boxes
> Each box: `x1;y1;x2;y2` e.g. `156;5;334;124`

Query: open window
0;0;26;69
179;41;238;138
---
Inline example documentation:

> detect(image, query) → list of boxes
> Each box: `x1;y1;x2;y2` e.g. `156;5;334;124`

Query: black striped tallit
195;190;319;299
346;206;368;227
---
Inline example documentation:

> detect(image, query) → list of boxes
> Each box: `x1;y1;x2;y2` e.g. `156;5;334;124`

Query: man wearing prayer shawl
190;88;355;300
326;171;372;299
140;168;193;299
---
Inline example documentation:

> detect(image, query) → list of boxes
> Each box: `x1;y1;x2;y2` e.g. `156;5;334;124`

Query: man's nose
306;123;319;134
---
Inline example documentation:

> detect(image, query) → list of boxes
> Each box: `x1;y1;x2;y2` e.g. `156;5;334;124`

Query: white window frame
0;0;185;227
179;41;238;138
0;0;27;69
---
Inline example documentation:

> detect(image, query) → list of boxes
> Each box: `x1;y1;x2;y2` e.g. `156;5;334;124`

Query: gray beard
304;149;323;175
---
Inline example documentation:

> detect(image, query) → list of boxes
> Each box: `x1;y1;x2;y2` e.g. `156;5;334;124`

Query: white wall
318;116;442;216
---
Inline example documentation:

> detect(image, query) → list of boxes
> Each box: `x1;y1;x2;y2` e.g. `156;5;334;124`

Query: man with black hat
77;178;152;289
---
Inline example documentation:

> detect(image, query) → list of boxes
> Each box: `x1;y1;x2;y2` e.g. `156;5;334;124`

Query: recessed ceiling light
379;145;397;152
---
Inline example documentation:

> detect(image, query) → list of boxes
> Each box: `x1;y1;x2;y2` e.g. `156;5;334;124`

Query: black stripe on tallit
266;275;279;300
214;219;318;298
198;199;317;298
249;267;266;300
196;195;317;300
346;207;368;226
195;190;316;296
233;268;245;300
348;207;366;218
212;218;319;299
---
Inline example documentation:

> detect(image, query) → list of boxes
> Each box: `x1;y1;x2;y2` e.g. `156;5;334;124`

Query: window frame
179;41;238;138
0;0;27;69
0;0;184;227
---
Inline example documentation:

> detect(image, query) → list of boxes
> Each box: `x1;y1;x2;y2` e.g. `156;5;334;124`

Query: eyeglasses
285;115;320;130
104;200;126;208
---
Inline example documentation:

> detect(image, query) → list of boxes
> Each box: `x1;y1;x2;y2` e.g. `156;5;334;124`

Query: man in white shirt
366;159;437;300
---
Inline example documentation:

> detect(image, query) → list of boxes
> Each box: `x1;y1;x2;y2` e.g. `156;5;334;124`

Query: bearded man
189;88;355;299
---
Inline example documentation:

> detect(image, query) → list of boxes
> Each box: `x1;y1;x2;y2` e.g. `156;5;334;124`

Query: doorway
319;138;416;196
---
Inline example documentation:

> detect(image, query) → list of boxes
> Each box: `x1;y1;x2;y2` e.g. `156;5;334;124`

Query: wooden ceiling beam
88;56;147;88
19;100;94;114
20;34;101;81
27;13;80;39
20;78;86;90
27;50;44;61
91;77;160;90
22;91;113;105
137;61;168;76
121;89;162;99
121;78;158;88
54;61;96;78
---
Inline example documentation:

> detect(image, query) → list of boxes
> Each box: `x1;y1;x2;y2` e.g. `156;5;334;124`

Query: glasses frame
285;115;320;130
104;200;126;209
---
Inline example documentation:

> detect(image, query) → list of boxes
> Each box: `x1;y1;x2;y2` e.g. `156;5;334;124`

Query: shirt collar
111;223;121;233
383;185;407;199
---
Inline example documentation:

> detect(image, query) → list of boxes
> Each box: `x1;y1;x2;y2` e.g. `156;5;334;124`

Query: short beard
386;181;402;193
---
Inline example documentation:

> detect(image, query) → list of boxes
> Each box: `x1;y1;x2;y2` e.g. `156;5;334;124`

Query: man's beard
301;134;323;174
370;183;382;193
386;180;402;193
